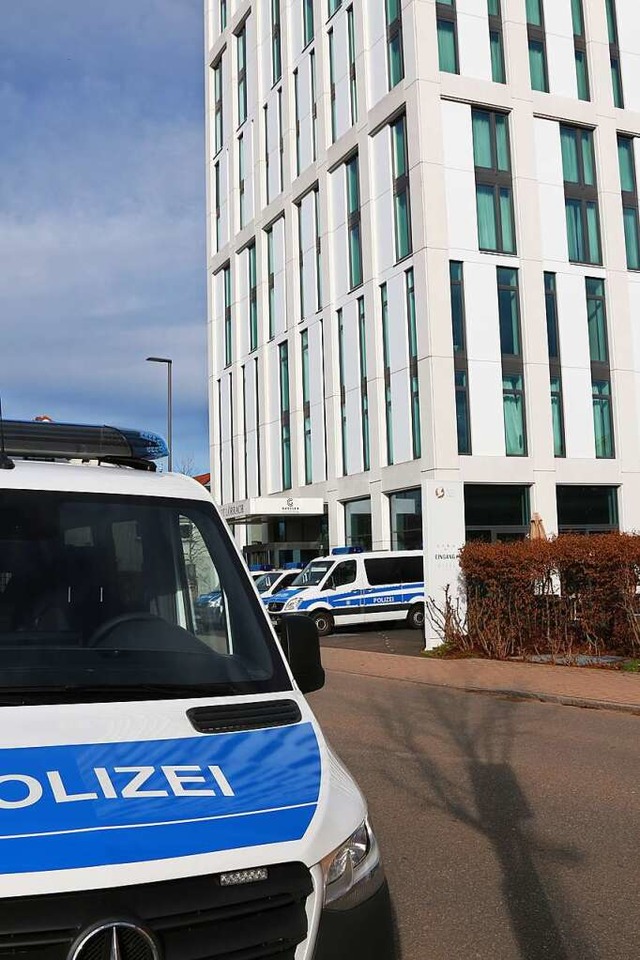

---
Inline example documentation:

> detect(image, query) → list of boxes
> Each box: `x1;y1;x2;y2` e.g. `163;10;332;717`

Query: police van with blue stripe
266;547;425;637
0;420;396;960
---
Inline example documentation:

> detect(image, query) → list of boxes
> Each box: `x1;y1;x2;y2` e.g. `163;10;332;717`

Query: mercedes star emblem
69;921;160;960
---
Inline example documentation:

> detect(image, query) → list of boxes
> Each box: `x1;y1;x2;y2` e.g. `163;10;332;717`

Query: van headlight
321;820;384;911
283;597;302;611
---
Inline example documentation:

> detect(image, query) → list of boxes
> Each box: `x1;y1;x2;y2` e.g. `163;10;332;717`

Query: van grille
0;862;313;959
187;700;302;734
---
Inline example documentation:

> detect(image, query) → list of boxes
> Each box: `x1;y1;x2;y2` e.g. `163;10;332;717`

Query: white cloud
0;2;210;472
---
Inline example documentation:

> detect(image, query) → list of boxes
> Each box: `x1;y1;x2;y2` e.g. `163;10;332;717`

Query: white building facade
205;0;640;617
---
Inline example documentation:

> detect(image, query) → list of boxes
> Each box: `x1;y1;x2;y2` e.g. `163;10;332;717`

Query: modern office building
205;0;640;624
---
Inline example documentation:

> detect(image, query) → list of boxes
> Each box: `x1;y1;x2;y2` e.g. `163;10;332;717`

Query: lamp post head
146;356;172;365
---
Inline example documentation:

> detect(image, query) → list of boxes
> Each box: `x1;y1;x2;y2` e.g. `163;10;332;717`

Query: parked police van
0;420;396;960
267;547;425;637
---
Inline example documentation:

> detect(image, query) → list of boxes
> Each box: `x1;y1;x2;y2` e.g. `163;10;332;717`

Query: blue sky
0;1;209;473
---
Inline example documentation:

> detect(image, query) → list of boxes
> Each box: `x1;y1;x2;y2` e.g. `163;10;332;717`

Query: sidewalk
320;646;640;715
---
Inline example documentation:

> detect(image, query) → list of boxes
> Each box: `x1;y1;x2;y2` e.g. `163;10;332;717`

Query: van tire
311;610;334;637
406;604;425;631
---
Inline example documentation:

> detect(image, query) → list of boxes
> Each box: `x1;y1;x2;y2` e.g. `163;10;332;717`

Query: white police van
267;548;425;637
0;420;396;960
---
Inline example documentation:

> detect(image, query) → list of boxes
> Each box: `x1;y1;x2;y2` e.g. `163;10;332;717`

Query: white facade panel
467;361;505;457
545;0;578;100
556;272;595;459
366;1;387;108
456;0;492;83
442;102;477;253
265;344;281;494
389;369;412;465
331;13;351;143
464;262;502;364
266;96;281;203
244;363;260;498
300;191;317;320
296;55;314;175
618;0;640;113
220;373;233;504
371;125;395;275
242;125;255;228
308;319;327;483
273;217;287;338
534;118;568;264
329;166;349;302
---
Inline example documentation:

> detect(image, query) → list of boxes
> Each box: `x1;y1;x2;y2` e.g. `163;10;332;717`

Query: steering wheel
87;612;164;647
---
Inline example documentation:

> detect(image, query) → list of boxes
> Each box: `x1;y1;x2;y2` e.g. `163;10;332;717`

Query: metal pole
167;359;173;472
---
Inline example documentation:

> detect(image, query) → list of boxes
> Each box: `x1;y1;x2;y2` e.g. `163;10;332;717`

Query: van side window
398;557;422;583
331;560;357;588
364;558;400;586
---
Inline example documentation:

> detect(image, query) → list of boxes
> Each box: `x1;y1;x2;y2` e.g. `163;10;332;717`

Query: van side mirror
279;613;325;694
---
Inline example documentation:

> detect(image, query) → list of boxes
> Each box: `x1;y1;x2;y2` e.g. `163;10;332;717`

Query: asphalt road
319;624;424;657
309;667;640;960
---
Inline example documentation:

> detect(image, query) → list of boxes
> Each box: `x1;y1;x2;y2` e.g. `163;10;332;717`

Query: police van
266;548;425;637
0;420;396;960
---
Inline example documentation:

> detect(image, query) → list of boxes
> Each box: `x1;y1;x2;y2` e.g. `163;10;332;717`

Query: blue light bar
1;420;168;464
331;546;364;555
249;563;275;572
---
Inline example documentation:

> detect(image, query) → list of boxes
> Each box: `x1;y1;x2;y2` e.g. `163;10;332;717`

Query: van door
361;557;405;623
321;558;361;625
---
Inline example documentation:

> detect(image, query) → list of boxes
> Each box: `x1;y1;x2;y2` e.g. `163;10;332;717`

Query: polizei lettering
0;764;235;810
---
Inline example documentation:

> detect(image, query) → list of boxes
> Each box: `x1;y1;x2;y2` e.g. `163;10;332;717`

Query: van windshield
0;491;290;704
292;560;333;587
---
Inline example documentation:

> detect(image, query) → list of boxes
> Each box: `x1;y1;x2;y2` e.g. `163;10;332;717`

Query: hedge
428;533;640;660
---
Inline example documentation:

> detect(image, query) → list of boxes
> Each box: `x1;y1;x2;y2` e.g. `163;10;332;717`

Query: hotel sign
220;497;325;521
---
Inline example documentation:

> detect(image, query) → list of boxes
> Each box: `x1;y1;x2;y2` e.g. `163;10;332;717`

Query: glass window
455;370;471;455
301;329;312;485
437;18;458;74
561;126;601;265
223;264;232;367
248;242;258;352
544;272;559;359
220;0;227;31
358;297;370;471
550;376;565;457
381;282;393;465
497;268;521;356
0;491;288;699
344;498;372;551
557;485;618;532
271;0;282;84
490;30;506;84
472;110;515;254
390;489;423;551
279;341;291;489
606;0;624;107
592;380;614;458
337;309;348;473
328;0;342;15
528;40;548;92
346;156;363;289
347;6;358;126
392;115;412;261
450;261;466;353
618;137;640;270
586;278;608;364
267;226;275;340
213;58;223;154
406;269;421;459
237;26;247;125
526;0;543;27
303;0;314;46
575;48;590;101
465;485;530;542
386;0;405;89
503;375;527;456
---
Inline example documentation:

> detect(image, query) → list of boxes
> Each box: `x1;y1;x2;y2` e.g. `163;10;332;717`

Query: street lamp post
146;356;173;472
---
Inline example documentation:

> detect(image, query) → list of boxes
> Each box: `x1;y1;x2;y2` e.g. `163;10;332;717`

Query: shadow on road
374;688;596;960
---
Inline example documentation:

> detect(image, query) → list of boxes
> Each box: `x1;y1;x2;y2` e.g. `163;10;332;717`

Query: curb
324;664;640;717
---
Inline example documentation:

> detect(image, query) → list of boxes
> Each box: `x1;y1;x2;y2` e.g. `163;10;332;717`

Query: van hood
266;586;309;604
0;694;365;897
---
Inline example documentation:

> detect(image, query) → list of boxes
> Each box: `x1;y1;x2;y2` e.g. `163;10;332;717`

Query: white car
0;419;396;960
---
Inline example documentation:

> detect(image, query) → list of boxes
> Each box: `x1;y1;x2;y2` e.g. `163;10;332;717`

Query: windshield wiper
0;682;246;705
